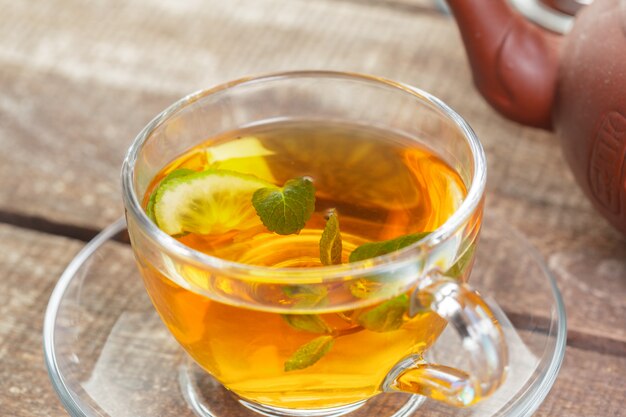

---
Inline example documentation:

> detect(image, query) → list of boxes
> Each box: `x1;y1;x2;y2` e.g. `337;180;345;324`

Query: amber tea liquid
137;121;467;409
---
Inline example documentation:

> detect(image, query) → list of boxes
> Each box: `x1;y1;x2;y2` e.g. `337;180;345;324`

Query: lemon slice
154;170;272;236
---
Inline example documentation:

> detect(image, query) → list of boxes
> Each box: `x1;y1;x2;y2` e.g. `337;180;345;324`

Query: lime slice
154;170;272;236
207;136;276;184
146;168;196;223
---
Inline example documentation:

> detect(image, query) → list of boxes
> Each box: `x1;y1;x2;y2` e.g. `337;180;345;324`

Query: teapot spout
446;0;562;129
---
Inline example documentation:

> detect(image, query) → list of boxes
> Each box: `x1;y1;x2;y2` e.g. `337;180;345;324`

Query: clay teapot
446;0;626;235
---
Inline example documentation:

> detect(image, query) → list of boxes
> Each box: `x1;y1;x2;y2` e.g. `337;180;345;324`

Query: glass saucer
44;214;566;417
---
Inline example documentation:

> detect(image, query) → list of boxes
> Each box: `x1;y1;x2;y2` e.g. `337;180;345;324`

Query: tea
136;120;467;409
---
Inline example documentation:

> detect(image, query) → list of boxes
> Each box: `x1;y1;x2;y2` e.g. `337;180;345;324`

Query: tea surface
144;121;465;265
138;120;467;409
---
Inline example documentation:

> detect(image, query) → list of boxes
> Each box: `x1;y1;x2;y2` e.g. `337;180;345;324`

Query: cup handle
384;272;508;407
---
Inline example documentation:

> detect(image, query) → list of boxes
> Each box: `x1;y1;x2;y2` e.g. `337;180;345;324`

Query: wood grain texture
421;346;626;417
0;0;581;228
1;0;624;341
0;225;621;417
536;347;625;417
0;225;82;417
0;0;625;415
329;0;443;13
1;0;461;228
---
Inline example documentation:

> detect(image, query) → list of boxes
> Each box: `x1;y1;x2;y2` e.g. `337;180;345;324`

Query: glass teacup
121;72;507;416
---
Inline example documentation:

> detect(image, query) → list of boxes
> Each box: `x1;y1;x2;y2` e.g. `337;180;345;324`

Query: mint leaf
252;177;315;235
283;285;328;307
357;294;409;332
445;242;476;278
348;232;430;299
284;335;334;372
282;314;331;334
320;211;342;265
348;232;431;262
349;279;386;299
146;168;196;223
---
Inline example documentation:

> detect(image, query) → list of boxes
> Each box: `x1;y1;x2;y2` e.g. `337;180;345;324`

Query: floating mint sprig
347;232;431;299
283;223;432;371
349;279;387;299
252;177;316;235
348;232;431;263
319;210;342;265
282;285;328;308
357;294;409;332
282;314;332;334
284;335;334;372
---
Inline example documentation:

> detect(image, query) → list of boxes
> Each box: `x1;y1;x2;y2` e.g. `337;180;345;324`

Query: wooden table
1;0;624;415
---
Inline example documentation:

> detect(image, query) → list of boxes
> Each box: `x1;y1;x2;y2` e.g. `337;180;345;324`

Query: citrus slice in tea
153;169;272;236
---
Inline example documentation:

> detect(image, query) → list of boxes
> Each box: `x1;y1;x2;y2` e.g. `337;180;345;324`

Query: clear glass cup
121;71;508;417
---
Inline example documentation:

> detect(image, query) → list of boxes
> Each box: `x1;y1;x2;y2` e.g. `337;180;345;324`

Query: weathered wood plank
0;0;625;414
0;0;592;235
0;0;457;229
491;195;626;344
420;345;626;417
328;0;442;13
1;225;623;417
0;0;602;241
1;0;624;343
534;346;625;417
0;225;83;417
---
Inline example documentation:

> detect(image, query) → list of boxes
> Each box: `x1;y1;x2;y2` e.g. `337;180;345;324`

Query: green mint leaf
445;242;476;278
282;314;331;334
283;285;328;307
349;278;407;300
357;294;409;332
348;232;431;263
252;177;316;235
319;211;342;265
146;168;196;223
284;335;334;372
349;279;386;299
